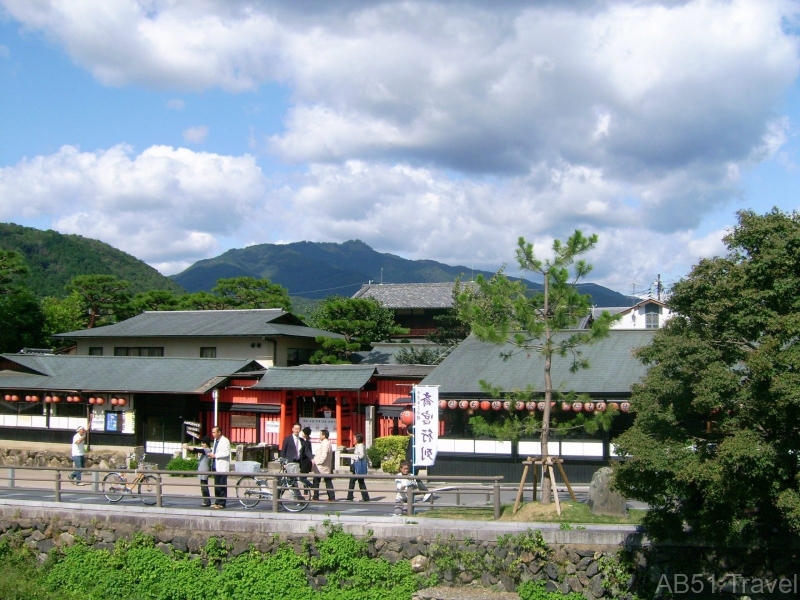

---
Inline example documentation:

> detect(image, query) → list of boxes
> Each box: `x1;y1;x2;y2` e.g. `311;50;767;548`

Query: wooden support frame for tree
513;456;577;515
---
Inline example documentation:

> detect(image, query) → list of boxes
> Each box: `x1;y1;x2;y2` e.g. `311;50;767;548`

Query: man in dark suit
280;422;304;464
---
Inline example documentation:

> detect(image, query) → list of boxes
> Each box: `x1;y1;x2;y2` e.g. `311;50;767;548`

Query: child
394;459;431;514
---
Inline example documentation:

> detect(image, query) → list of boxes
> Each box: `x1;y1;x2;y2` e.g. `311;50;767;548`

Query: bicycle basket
284;462;300;474
137;462;158;472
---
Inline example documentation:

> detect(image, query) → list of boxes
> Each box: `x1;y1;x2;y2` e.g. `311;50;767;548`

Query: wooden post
548;462;561;515
554;458;577;502
513;459;531;514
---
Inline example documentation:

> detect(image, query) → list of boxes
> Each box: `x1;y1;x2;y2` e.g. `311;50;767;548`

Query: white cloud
166;98;185;110
183;125;209;144
1;0;799;288
0;144;267;270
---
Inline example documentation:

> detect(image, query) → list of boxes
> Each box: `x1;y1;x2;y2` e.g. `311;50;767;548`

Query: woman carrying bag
346;433;370;502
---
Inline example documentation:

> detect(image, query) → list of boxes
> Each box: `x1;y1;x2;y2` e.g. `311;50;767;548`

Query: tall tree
0;250;29;294
41;293;88;343
307;296;407;363
459;233;616;504
211;277;292;311
0;288;46;352
614;208;800;544
66;274;131;328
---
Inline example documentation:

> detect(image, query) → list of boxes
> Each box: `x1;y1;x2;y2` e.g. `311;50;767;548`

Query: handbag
349;461;356;474
353;458;368;475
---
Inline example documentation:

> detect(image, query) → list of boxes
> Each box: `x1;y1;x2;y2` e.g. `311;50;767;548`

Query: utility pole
656;274;663;301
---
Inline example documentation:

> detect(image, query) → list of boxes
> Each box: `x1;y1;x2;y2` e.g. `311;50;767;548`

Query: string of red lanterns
434;400;632;413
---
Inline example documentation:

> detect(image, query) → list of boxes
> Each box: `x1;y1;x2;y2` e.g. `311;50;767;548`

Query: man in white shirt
208;425;231;509
68;426;86;485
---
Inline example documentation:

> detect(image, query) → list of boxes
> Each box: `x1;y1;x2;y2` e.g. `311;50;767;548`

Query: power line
289;282;368;296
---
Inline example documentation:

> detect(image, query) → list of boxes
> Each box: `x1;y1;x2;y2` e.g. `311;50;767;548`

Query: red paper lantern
596;402;607;412
609;402;619;411
502;401;511;410
469;400;479;410
459;400;469;410
117;398;126;406
111;398;118;406
537;401;545;411
584;402;595;412
447;400;457;409
480;400;491;411
11;395;19;402
24;396;31;402
572;402;583;412
620;402;631;412
89;397;96;404
561;402;572;411
400;410;414;425
96;397;105;405
45;396;52;403
439;399;448;410
525;401;536;411
515;401;525;411
491;401;502;411
52;396;61;403
32;395;40;403
3;395;10;401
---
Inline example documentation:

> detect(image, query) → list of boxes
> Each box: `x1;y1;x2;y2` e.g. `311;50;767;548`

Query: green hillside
172;239;633;306
0;223;185;297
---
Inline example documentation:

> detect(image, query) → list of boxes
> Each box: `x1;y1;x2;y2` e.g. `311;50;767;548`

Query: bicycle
102;454;159;505
235;457;311;512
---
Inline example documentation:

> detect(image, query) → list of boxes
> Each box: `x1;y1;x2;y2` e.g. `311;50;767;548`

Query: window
88;347;104;356
287;348;314;366
114;347;164;357
645;313;659;329
200;347;217;358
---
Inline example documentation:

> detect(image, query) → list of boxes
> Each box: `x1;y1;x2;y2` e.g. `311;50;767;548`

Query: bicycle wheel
236;475;261;509
278;477;310;512
102;472;125;503
138;474;158;506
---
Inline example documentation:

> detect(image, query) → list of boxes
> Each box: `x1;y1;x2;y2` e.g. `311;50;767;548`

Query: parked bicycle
102;454;158;505
235;457;310;512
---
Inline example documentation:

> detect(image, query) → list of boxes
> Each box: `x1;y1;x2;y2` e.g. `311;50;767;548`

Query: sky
1;0;799;297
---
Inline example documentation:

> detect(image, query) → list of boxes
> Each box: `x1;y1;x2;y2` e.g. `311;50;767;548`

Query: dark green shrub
165;455;198;476
369;435;409;473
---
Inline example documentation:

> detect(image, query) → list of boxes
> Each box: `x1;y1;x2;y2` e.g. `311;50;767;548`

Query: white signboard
413;385;439;467
264;420;280;433
299;417;338;451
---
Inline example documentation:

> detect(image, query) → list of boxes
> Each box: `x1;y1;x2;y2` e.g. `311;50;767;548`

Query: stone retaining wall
0;447;129;470
1;506;798;599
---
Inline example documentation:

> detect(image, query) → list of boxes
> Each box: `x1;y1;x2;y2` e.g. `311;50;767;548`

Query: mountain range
2;223;632;306
170;239;632;306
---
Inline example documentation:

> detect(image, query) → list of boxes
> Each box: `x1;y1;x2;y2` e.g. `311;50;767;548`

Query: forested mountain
172;239;632;306
0;223;185;297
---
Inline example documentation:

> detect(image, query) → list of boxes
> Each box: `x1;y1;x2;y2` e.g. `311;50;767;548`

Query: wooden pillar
279;391;287;440
335;396;343;450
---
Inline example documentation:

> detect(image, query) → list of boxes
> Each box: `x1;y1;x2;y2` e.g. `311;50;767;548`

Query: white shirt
71;432;85;457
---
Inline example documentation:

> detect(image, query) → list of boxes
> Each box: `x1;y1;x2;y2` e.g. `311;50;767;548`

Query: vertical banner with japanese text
413;385;439;467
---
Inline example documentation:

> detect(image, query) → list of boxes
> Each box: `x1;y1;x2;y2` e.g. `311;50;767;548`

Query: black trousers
346;477;369;500
213;473;228;507
312;474;335;500
200;478;210;505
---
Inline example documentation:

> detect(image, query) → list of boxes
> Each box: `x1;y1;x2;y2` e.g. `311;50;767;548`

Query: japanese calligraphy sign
413;385;439;467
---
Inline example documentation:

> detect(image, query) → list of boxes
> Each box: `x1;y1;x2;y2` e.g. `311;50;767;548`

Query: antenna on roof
628;280;637;305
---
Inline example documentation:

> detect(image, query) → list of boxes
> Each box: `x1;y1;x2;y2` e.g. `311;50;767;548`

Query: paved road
0;466;645;517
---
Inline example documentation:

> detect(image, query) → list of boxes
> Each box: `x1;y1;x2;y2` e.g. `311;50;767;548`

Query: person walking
345;433;370;502
208;426;231;509
68;425;87;485
311;428;335;501
299;426;314;489
184;436;212;507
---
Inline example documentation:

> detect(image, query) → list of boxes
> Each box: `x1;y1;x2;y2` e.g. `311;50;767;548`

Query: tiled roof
252;365;376;390
0;355;258;394
54;309;342;340
421;330;655;395
354;342;448;365
353;283;461;309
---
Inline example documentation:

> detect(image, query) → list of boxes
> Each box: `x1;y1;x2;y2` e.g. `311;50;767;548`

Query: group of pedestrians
184;426;230;509
180;424;431;510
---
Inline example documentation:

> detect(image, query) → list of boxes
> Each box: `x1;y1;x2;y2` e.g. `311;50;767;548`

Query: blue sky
1;0;799;297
